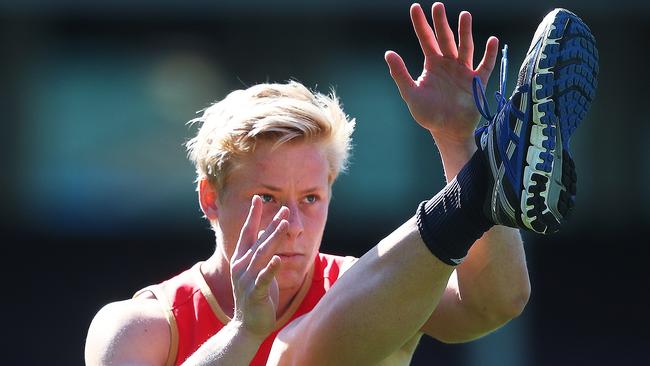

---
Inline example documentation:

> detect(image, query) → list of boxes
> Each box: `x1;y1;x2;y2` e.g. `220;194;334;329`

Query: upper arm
419;270;482;343
270;314;423;366
84;299;171;366
420;270;506;343
422;227;530;343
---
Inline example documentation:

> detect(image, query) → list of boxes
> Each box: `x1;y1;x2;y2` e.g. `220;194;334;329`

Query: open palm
386;3;499;144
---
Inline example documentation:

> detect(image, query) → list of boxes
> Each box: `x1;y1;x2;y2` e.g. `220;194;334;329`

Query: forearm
271;218;455;365
433;130;530;334
182;320;263;366
431;131;477;181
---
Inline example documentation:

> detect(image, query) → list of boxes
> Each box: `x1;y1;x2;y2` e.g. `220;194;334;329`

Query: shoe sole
520;9;599;233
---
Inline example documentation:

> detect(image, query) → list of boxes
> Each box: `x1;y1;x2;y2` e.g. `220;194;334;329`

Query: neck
201;249;310;321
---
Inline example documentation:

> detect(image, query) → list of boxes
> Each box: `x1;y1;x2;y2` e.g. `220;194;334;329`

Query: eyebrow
260;184;282;192
260;183;322;194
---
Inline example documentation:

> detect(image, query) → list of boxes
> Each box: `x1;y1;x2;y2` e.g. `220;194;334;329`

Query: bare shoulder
85;298;170;366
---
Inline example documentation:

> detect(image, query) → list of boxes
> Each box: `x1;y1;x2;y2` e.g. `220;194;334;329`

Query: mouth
276;253;303;259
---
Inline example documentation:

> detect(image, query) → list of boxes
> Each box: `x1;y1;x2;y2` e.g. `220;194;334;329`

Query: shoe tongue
517;62;528;88
516;47;537;90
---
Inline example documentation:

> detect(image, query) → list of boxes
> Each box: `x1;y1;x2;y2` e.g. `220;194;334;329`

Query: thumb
475;36;499;85
252;255;282;300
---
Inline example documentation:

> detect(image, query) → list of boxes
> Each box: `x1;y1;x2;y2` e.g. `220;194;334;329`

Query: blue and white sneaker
473;8;599;234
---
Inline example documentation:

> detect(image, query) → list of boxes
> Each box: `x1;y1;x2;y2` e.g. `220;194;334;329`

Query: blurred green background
2;0;648;365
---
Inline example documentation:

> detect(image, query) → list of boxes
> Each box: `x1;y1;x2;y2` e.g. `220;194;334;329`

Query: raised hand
386;2;499;145
229;195;289;339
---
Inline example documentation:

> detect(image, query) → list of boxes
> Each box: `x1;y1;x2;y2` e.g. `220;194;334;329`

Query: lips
276;253;304;265
276;253;302;259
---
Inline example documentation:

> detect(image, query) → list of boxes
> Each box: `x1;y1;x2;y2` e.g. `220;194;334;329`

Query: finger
256;206;289;247
247;219;288;275
457;11;474;68
475;36;499;85
232;195;263;261
385;51;415;98
410;3;442;57
233;206;289;274
432;2;458;58
252;255;282;299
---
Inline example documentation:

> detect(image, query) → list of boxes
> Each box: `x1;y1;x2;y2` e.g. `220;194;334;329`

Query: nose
284;202;304;239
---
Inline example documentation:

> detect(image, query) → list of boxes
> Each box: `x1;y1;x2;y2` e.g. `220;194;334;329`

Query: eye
303;194;318;204
259;194;275;203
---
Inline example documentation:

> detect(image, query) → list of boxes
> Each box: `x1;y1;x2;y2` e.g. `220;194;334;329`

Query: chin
276;268;309;291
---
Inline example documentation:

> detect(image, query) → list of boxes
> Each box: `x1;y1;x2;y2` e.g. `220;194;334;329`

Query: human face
215;140;330;292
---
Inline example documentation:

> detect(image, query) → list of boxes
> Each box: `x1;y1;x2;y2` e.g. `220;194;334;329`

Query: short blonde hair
186;81;356;191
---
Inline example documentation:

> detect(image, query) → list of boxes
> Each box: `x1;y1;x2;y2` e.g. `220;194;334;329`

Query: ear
199;178;219;220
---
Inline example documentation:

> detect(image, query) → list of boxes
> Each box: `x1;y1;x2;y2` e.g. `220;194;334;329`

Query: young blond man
85;2;597;365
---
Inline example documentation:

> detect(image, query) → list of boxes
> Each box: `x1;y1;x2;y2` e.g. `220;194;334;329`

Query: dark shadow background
2;1;648;365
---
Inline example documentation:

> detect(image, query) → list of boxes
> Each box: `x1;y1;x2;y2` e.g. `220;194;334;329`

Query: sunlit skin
200;139;331;318
83;3;534;365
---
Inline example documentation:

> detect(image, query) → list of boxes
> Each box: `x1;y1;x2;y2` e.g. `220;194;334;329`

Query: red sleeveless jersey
135;253;356;366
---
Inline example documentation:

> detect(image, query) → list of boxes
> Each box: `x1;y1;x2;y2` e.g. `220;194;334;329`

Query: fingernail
273;207;286;220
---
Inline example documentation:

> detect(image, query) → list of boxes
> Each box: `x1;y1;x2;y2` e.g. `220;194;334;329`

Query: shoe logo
450;257;465;265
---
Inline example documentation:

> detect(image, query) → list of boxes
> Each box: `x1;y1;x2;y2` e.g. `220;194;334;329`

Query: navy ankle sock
416;151;494;266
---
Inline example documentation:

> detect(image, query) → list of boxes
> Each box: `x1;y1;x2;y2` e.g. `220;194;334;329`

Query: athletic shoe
472;8;599;234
